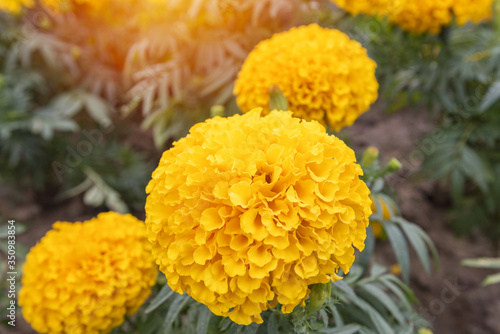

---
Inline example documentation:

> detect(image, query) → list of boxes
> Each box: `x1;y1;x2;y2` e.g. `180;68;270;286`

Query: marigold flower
19;212;158;334
234;24;378;132
452;0;493;26
145;109;372;325
332;0;493;34
332;0;404;17
388;0;453;35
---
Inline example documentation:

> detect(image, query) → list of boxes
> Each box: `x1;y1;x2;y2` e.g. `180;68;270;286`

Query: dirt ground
2;103;500;334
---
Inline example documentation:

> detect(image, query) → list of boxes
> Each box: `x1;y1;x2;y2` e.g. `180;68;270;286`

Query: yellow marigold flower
234;24;378;132
0;0;33;14
388;0;453;35
331;0;404;17
19;212;158;334
452;0;493;26
145;109;372;325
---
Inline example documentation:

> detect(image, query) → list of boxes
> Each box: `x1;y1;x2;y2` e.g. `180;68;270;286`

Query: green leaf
396;218;432;275
267;312;278;334
82;92;112;127
160;293;191;333
483;272;500;286
360;283;405;325
327;305;344;327
243;323;260;334
462;258;500;269
320;324;361;334
378;276;412;311
196;305;214;334
145;283;175;314
480;81;500;112
384;222;410;283
358;229;374;269
461;146;489;193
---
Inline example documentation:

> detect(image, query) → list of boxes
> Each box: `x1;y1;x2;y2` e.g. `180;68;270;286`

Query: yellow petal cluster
388;0;454;35
19;212;158;334
332;0;403;17
145;109;372;325
234;24;378;132
332;0;493;34
451;0;494;26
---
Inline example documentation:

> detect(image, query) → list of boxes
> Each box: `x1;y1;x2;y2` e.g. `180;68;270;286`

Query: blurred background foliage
327;4;500;239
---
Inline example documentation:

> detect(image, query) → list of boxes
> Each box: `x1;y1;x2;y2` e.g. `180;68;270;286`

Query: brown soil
2;103;500;334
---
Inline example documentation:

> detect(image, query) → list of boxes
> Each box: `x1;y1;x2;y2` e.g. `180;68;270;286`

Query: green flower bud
386;158;402;172
306;283;331;314
210;105;225;118
361;146;379;167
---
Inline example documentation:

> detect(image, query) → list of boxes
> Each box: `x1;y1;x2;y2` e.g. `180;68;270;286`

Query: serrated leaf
145;284;175;314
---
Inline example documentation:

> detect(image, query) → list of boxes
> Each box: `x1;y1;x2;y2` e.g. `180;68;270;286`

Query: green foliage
118;262;427;334
336;12;500;238
462;257;500;286
361;148;439;283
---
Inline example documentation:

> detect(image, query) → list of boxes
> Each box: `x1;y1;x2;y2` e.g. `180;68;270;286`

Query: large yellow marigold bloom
19;212;158;334
234;24;378;132
145;109;372;325
452;0;494;26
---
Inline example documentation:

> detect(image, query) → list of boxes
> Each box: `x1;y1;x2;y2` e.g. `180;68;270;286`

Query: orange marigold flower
145;109;372;325
19;212;158;334
233;24;378;132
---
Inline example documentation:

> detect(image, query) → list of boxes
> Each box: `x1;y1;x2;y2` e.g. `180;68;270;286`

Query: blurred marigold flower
145;109;372;325
388;0;454;35
452;0;494;26
19;212;158;334
332;0;493;34
234;24;378;132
